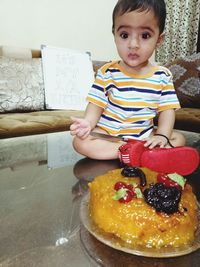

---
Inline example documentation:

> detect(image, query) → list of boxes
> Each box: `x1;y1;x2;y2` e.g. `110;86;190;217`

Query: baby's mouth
128;53;139;60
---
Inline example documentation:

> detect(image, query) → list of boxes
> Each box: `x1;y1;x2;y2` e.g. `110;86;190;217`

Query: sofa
0;46;200;139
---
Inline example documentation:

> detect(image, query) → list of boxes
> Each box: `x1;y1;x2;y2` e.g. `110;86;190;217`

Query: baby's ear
156;33;165;47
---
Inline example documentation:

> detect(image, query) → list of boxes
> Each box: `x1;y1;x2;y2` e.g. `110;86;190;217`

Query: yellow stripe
119;128;143;134
101;61;117;74
86;96;106;109
99;126;143;135
94;78;106;87
158;104;180;111
95;78;163;90
162;84;174;90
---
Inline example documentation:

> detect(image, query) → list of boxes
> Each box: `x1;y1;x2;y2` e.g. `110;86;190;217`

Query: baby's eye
142;32;151;39
120;32;129;39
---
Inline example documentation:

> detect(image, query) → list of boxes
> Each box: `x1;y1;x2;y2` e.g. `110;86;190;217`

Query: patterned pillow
0;57;45;112
165;53;200;108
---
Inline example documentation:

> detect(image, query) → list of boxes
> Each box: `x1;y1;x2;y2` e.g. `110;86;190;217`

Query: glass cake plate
80;193;200;258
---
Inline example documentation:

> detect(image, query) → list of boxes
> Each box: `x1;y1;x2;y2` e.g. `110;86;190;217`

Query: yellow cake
89;168;198;249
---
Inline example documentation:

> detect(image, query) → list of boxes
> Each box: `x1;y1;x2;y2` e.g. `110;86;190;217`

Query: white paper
41;45;94;110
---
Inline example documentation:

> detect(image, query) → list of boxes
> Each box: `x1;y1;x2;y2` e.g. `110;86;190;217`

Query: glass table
0;131;199;267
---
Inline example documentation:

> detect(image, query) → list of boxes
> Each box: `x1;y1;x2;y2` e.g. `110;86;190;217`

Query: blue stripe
88;93;107;103
119;87;161;95
108;77;168;85
131;120;146;124
154;71;170;76
110;91;158;102
101;114;121;123
144;78;161;84
160;99;178;104
92;84;104;92
107;106;155;119
98;121;121;130
105;84;117;90
161;91;176;96
105;84;161;95
106;106;130;119
106;68;120;73
112;77;134;81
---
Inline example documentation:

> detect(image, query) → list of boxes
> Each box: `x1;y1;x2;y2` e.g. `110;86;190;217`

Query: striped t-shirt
87;61;180;140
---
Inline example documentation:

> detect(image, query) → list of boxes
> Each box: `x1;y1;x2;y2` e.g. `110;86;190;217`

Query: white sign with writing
41;45;94;110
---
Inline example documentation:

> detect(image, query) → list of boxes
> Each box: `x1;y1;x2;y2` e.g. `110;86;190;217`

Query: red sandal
140;146;199;176
118;140;147;167
119;141;199;175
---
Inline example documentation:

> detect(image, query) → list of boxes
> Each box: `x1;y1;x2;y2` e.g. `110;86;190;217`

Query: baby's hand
70;117;91;139
144;135;168;149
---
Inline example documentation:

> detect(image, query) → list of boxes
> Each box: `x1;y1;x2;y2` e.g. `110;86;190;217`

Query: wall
0;0;118;60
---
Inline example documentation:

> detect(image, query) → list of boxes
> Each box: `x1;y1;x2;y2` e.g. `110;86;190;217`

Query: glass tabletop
0;131;199;267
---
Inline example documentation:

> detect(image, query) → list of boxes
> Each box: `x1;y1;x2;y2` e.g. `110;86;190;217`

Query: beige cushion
0;110;84;138
0;46;32;59
0;57;45;112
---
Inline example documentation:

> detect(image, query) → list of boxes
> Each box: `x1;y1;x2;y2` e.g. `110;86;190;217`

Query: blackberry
143;183;181;214
121;166;147;187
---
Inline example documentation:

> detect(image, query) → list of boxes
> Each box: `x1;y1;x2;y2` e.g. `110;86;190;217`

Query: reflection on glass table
0;131;121;266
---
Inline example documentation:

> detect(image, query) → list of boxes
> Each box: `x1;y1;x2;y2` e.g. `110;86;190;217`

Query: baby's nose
129;37;139;49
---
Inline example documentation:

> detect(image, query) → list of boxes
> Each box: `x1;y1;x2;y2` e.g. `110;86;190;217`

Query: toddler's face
113;9;164;73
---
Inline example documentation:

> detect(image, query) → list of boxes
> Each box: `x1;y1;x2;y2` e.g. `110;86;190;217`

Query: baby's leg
150;130;186;147
168;131;186;147
72;135;123;160
72;127;125;160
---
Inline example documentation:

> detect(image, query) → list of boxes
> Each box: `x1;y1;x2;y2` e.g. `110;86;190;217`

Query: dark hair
112;0;166;34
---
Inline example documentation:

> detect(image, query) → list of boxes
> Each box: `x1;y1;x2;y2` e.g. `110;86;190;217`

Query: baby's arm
70;103;103;139
144;109;175;148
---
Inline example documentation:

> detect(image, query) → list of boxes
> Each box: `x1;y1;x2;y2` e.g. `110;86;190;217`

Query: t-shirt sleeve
158;68;181;112
86;68;108;109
